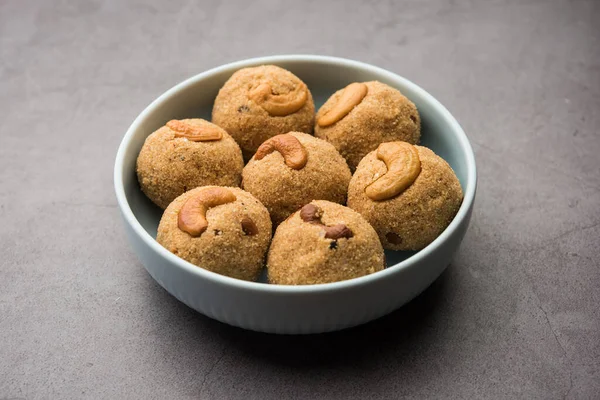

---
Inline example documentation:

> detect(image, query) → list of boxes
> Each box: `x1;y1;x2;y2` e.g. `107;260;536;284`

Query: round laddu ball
347;143;463;251
212;65;315;160
136;119;244;209
241;132;352;226
267;200;385;285
156;186;272;281
315;81;421;171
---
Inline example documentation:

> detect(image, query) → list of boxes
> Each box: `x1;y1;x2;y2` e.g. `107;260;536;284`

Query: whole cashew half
248;82;308;117
317;82;368;127
299;204;353;240
365;142;421;201
178;187;237;237
167;120;223;141
254;134;308;170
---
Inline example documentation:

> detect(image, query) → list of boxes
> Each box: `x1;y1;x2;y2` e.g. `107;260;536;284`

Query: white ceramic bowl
114;55;477;334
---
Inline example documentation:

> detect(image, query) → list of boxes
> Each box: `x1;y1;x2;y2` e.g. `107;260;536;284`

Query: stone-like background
1;0;599;398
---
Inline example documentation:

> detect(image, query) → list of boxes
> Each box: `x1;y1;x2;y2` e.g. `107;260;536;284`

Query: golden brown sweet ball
136;119;244;209
212;65;315;160
156;186;272;281
241;132;352;226
315;81;421;171
347;142;463;251
267;200;384;285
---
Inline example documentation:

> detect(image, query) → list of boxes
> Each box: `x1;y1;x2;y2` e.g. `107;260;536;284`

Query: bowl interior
120;56;473;283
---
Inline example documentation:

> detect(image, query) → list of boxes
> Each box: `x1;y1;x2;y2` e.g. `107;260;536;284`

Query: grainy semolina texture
242;132;352;226
136;119;243;209
267;200;384;285
348;145;463;251
156;186;272;281
315;81;421;171
212;65;315;160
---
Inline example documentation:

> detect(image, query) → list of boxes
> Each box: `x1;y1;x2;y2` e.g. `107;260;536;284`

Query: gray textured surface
1;0;599;398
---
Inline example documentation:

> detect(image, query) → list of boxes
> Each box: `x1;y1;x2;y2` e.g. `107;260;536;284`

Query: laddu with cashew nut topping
157;186;272;281
212;65;315;160
242;132;352;226
136;119;244;209
348;142;463;251
315;81;421;171
267;201;385;285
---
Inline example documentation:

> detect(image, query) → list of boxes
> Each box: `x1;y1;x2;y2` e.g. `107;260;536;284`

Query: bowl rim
114;54;477;294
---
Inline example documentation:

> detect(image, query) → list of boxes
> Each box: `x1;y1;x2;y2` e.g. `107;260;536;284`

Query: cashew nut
299;203;322;222
240;216;258;236
167;120;223;142
317;82;368;127
365;142;421;201
299;204;353;240
177;187;237;237
248;82;308;116
254;134;308;170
